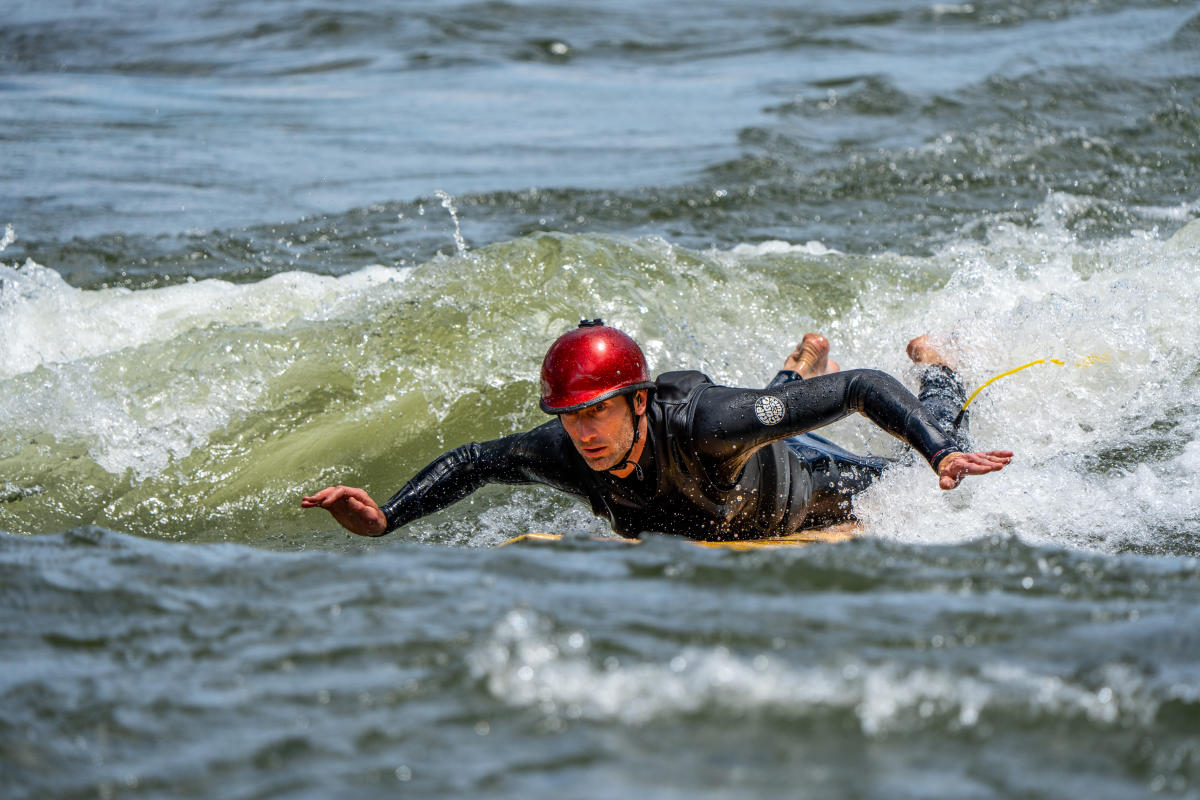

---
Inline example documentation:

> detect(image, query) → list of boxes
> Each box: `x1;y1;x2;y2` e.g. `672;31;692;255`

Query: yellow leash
952;353;1109;430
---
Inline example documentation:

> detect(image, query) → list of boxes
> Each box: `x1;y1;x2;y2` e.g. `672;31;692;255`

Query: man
302;320;1011;540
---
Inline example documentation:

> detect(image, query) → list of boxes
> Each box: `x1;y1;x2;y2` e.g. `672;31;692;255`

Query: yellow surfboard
499;522;859;549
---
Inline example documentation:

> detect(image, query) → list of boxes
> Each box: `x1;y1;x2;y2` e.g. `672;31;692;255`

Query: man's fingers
301;485;357;508
317;487;349;507
960;457;1001;474
972;451;1013;470
937;451;1014;489
300;487;337;507
954;452;1013;474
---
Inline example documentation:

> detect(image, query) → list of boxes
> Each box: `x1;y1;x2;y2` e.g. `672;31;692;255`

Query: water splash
434;190;470;257
471;607;1187;734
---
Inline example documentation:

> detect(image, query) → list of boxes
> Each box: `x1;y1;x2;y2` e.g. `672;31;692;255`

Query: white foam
837;212;1200;551
1130;201;1200;224
0;260;409;379
0;261;410;478
727;239;843;257
930;3;977;17
472;609;1167;734
678;203;1200;554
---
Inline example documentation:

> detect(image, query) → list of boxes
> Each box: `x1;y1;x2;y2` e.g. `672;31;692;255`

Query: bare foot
906;334;954;369
784;333;841;379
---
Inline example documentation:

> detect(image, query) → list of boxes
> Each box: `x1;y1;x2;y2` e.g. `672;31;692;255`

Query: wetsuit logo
754;395;785;425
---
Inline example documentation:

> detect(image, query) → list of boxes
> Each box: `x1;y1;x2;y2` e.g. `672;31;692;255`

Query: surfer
302;321;1011;540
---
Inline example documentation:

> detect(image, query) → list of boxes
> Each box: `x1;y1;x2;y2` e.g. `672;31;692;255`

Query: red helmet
539;319;655;414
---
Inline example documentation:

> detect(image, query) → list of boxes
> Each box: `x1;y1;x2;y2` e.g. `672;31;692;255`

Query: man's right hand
301;486;388;536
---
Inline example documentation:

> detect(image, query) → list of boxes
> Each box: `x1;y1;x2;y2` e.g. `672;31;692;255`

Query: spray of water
434;190;470;258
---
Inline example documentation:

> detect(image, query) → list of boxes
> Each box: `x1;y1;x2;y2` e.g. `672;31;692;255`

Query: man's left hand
937;450;1013;490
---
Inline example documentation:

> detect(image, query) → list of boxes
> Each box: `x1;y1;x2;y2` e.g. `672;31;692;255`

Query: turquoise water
3;1;1200;797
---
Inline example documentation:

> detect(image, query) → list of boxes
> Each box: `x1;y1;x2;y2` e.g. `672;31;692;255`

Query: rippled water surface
3;1;1200;797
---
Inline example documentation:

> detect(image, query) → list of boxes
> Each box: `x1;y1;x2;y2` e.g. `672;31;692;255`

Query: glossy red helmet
540;319;655;414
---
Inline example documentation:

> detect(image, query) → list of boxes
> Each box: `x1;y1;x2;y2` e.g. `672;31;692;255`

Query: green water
4;1;1200;797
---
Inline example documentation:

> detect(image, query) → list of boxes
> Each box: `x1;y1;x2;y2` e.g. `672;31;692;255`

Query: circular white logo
754;395;785;425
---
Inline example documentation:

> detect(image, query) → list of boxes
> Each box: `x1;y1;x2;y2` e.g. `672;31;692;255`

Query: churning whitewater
3;1;1199;798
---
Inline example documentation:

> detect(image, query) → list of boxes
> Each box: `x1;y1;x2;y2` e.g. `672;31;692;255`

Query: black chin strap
607;409;645;481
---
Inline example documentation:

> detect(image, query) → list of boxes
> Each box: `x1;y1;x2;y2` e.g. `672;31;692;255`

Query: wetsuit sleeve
377;421;579;533
691;369;961;473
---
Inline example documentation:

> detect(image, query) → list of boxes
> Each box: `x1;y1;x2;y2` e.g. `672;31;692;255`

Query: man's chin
580;450;618;471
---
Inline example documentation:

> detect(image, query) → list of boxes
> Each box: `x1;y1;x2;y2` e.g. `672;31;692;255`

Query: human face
559;395;639;471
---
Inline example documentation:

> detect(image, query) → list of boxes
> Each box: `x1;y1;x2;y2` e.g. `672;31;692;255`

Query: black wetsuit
379;365;969;540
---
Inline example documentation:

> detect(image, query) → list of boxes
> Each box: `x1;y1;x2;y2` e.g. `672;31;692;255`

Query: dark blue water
3;1;1200;797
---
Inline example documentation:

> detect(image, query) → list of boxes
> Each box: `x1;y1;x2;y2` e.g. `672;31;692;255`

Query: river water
3;1;1200;797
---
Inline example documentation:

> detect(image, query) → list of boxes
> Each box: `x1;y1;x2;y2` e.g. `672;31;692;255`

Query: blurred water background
3;1;1200;797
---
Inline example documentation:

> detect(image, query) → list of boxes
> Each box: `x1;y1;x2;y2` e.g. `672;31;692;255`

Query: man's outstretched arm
302;422;580;536
302;442;519;537
692;368;1011;488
